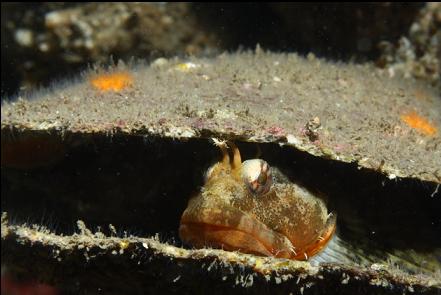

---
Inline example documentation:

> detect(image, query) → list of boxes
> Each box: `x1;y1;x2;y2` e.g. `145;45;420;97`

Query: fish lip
179;206;296;259
179;222;275;257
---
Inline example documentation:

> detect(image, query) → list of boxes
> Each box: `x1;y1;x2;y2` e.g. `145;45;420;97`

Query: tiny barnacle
180;140;336;260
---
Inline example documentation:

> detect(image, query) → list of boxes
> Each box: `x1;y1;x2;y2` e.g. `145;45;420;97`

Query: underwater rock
378;3;441;86
1;3;217;94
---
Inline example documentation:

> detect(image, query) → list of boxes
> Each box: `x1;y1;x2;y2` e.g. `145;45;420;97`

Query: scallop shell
2;52;440;294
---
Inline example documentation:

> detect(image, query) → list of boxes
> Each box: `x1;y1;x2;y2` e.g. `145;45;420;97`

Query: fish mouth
179;206;296;259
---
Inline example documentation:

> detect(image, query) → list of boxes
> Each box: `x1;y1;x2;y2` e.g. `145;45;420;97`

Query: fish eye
241;159;273;196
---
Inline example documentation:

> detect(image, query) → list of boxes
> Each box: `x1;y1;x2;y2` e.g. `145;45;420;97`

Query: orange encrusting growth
400;111;438;136
90;72;133;91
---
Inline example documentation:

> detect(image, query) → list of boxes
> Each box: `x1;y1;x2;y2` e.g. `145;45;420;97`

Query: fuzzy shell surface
1;52;440;183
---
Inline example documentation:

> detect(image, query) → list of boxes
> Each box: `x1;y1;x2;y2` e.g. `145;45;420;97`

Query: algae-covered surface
2;214;440;295
1;52;440;183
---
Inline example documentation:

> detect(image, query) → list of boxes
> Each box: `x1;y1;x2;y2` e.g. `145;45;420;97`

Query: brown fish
180;140;336;260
